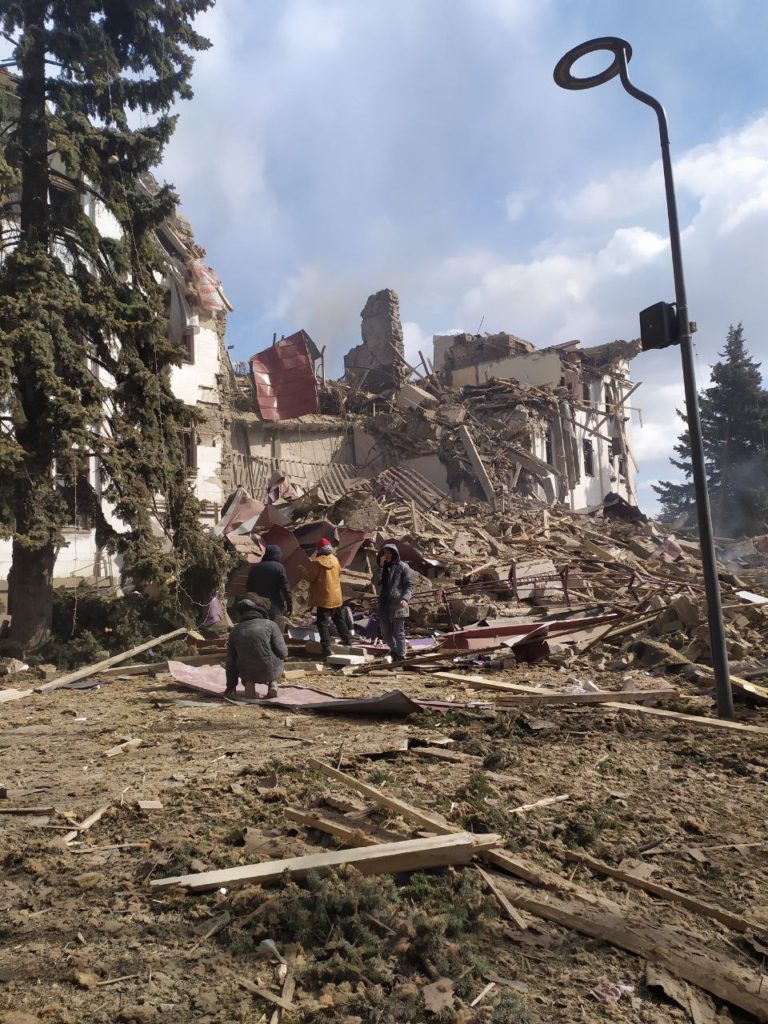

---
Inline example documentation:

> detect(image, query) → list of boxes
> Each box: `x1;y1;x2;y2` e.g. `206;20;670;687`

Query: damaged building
223;287;641;518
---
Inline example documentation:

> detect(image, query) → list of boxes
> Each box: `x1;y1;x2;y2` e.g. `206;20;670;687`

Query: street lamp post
553;37;733;718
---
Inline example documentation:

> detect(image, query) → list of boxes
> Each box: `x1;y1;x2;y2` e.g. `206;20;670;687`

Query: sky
143;2;768;508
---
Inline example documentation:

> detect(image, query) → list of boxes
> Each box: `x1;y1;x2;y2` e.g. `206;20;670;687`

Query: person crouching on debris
225;596;287;700
305;538;352;658
375;543;413;661
246;544;293;627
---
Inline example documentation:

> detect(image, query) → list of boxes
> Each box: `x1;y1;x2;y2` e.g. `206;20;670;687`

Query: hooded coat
226;606;288;688
246;544;293;613
306;548;343;608
375;543;414;616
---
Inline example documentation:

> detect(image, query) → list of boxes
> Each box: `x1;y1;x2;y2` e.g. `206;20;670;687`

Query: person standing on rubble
246;544;293;627
375;543;413;661
225;596;288;700
305;538;353;658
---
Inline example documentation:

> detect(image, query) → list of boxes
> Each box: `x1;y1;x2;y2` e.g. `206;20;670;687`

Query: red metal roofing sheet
250;330;319;421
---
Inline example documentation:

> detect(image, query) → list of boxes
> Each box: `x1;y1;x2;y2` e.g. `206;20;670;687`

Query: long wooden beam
306;757;455;833
563;850;765;936
433;672;768;735
496;880;768;1023
492;689;675;707
603;702;768;737
36;628;189;693
150;832;500;892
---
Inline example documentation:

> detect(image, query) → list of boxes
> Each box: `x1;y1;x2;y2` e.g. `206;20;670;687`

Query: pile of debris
215;461;768;702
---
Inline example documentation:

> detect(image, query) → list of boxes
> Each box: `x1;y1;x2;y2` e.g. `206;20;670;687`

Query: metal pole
615;52;733;718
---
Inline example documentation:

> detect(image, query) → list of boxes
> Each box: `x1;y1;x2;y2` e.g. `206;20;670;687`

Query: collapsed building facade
226;286;640;517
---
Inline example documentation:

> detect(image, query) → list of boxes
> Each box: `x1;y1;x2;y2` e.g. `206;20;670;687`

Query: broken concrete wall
452;350;563;389
344;288;405;392
230;417;357;500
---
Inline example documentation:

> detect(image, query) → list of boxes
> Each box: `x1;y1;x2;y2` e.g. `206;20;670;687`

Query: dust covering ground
1;661;767;1024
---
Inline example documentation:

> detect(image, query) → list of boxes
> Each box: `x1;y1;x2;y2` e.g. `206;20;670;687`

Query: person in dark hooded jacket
225;596;288;700
374;543;413;660
246;545;292;623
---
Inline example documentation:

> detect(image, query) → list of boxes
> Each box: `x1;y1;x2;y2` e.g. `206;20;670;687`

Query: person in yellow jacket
305;538;353;658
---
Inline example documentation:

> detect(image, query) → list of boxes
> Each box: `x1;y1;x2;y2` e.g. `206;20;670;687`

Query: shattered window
180;428;197;471
55;460;93;530
583;438;595;476
545;429;553;466
182;327;195;364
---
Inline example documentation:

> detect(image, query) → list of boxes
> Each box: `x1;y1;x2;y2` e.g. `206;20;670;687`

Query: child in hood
375;543;413;660
305;538;352;659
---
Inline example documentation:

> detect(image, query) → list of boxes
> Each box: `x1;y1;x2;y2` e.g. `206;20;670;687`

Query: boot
321;645;332;660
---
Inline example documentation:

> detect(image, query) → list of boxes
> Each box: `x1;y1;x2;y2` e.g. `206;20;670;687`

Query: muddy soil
1;660;767;1024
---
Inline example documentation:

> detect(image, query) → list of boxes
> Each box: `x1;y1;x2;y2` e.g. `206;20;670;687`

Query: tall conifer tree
0;1;228;648
654;324;768;536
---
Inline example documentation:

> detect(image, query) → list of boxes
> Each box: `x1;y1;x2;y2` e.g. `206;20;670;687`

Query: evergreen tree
653;324;768;536
0;1;231;649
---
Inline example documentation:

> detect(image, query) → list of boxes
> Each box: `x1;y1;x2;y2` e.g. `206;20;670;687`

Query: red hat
316;538;331;549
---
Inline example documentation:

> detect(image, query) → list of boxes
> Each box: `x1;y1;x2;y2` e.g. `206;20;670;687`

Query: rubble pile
219;461;768;693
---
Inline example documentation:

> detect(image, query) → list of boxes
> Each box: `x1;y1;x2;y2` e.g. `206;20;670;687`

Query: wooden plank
407;748;521;785
237;977;295;1011
269;975;296;1024
603;702;768;737
458;424;496;503
307;758;455;833
431;672;539;694
104;738;143;758
509;795;569;815
492;689;676;707
307;760;608;905
476;867;528;930
62;803;110;845
0;689;34;703
151;832;501;892
496;880;768;1023
284;807;391;847
0;806;54;815
563;851;765;935
36;627;189;693
354;648;448;675
100;653;226;677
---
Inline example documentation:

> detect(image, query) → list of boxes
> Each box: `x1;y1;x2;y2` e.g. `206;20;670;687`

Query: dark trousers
317;606;352;650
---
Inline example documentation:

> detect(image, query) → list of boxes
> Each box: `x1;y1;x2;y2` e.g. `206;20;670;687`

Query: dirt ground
1;659;767;1024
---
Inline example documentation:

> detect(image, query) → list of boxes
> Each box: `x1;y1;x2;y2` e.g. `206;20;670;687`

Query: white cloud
477;0;551;28
505;188;537;222
277;0;348;56
402;321;431;369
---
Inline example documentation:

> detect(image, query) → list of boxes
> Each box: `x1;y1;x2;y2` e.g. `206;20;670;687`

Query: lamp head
553;36;632;91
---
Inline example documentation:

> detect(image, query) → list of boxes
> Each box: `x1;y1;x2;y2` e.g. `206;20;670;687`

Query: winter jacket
246;545;293;613
306;549;343;608
226;608;288;688
375;543;414;617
